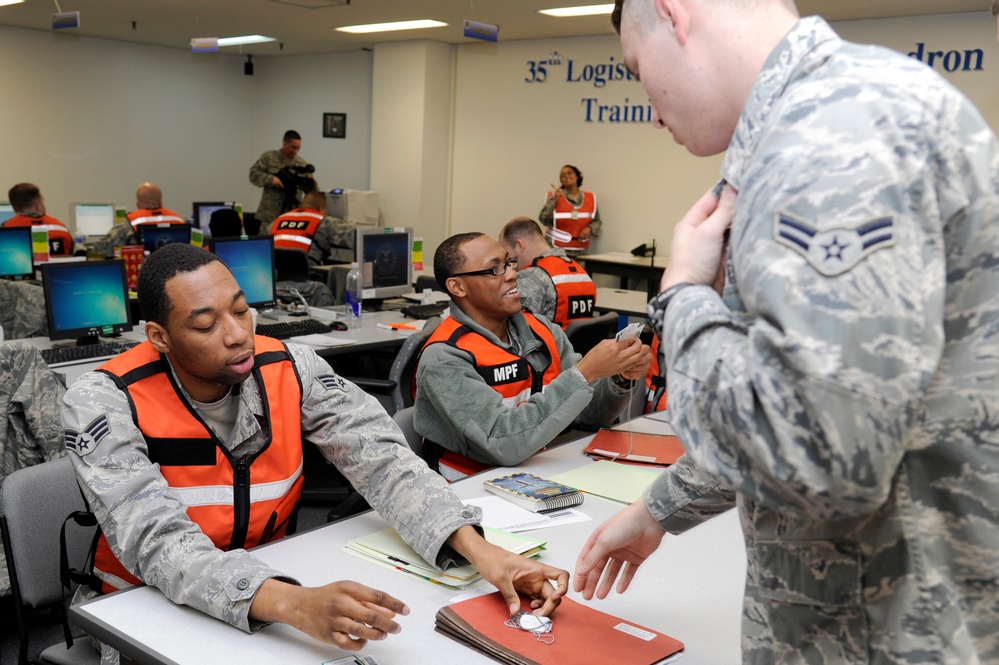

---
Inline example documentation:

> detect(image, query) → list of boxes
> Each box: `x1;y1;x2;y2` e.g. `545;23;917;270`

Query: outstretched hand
574;500;667;600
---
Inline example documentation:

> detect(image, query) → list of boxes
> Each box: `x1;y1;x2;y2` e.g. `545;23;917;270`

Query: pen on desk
377;323;418;331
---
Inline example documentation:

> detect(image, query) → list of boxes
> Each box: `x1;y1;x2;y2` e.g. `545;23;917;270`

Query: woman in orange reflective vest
539;164;602;252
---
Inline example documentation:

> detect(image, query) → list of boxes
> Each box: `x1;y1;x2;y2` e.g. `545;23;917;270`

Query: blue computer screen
211;236;276;309
0;226;34;279
41;260;131;340
140;225;191;253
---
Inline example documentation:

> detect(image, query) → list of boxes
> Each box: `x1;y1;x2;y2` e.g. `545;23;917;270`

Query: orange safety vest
419;313;562;480
3;214;74;256
127;207;186;227
269;208;325;254
530;254;597;329
90;337;304;593
550;190;596;251
644;335;667;414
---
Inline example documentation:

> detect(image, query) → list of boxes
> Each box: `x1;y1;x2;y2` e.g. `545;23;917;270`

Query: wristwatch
647;282;694;339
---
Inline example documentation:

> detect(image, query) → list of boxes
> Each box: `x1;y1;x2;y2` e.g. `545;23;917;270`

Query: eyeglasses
452;257;519;278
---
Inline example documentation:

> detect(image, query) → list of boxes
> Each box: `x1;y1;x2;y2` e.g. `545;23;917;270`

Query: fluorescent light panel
539;4;614;17
0;0;25;6
336;19;447;34
217;34;276;46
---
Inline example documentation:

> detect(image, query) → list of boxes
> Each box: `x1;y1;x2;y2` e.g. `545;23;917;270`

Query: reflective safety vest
3;214;74;256
270;208;325;253
419;313;561;481
127;208;186;228
530;254;597;329
90;337;304;593
550;190;596;251
644;335;667;414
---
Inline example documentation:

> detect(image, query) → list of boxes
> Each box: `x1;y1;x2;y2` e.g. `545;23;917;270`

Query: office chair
414;275;444;294
564;310;619;356
274;248;311;283
0;457;100;665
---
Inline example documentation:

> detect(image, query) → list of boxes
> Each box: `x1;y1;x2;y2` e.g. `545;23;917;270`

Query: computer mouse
330;321;348;331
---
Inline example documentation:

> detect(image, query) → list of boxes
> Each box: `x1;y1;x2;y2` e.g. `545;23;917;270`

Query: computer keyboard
399;302;448;320
255;318;334;340
41;340;140;368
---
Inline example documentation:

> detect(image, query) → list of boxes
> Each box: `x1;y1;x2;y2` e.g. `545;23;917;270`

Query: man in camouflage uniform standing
0;342;66;595
575;1;999;663
249;130;311;233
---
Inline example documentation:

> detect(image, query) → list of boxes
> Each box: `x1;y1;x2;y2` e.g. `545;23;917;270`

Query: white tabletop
595;287;651;318
70;418;746;665
579;252;669;270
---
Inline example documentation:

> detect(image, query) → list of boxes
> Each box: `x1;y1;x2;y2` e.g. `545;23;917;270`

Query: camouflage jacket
0;280;47;339
648;17;999;664
62;343;480;633
248;149;310;230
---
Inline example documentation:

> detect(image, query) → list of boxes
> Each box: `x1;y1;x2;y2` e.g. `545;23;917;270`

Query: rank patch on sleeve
65;414;110;457
318;373;348;393
774;212;894;276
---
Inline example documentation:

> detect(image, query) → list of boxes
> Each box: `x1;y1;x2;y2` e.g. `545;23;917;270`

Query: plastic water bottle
345;262;362;329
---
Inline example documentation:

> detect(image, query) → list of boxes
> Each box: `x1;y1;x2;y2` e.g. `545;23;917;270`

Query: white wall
0;26;372;223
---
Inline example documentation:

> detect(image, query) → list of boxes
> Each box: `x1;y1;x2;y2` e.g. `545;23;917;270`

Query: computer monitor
0;202;15;224
211;235;277;309
41;259;132;344
354;227;414;300
0;226;35;280
326;189;381;227
192;202;237;232
138;224;192;253
70;202;117;238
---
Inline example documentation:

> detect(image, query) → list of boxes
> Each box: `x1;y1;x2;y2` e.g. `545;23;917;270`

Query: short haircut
562;164;583;187
302;190;327;211
138;242;225;325
7;183;41;212
993;0;999;16
209;208;243;238
283;130;302;142
499;217;545;245
434;232;484;290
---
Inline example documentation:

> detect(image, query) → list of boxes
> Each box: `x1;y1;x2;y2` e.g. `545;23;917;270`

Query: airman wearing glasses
413;232;650;481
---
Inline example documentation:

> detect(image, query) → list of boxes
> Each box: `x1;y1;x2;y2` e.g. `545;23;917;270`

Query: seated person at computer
270;190;351;265
98;181;186;256
61;243;567;659
414;233;650;481
2;183;73;256
499;217;597;329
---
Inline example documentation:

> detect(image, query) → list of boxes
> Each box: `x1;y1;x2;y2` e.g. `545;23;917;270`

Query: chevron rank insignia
64;414;111;457
774;212;895;276
318;373;348;393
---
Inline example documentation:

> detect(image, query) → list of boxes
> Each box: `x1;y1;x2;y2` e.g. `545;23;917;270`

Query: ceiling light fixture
217;34;276;47
539;4;614;18
0;0;26;6
336;19;447;34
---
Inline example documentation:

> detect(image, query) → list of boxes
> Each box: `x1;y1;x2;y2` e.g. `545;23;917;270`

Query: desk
595;287;650;318
70;419;746;665
579;252;668;290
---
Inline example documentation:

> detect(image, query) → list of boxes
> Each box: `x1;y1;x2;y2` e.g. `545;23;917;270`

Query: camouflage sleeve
538;192;559;227
644;454;737;534
61;372;290;633
95;223;137;258
588;200;602;237
289;344;481;570
661;87;953;522
248;151;277;188
0;281;47;339
515;269;557;321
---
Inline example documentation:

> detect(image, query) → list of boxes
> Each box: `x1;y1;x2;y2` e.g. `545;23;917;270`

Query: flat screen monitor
70;202;116;238
0;226;35;280
0;202;15;224
211;235;276;309
41;259;132;343
192;201;237;232
355;227;413;300
138;224;192;253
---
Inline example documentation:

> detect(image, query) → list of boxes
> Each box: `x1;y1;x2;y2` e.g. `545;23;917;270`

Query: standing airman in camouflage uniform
61;243;568;664
249;130;311;232
0;341;66;595
576;2;999;663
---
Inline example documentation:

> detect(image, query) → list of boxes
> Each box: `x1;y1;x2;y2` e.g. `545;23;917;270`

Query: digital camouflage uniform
248;149;310;231
0;280;47;339
648;17;999;664
94;209;188;258
414;303;633;467
516;247;595;325
0;342;67;595
62;342;481;663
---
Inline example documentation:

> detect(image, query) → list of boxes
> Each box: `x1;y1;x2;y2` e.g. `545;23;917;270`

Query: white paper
463;496;591;532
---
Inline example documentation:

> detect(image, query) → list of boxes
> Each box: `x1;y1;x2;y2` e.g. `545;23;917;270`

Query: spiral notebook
483;472;584;513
